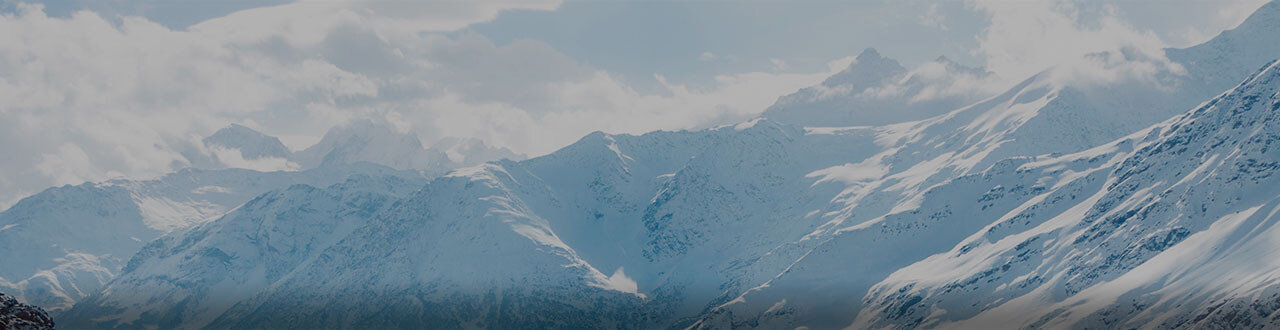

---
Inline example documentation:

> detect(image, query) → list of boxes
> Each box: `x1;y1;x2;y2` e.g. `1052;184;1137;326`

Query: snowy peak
821;47;906;88
430;137;525;165
764;48;998;127
294;119;443;171
201;124;292;160
193;120;521;174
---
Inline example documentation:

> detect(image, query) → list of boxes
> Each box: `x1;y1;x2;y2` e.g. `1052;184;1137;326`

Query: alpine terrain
5;1;1280;329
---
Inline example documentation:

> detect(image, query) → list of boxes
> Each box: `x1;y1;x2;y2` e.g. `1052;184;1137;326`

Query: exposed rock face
1;292;54;330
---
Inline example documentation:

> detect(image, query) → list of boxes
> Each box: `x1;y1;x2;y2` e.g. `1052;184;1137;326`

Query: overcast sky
0;0;1271;207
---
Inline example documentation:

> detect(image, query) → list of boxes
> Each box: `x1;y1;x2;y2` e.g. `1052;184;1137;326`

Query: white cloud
969;0;1180;86
919;3;948;31
7;0;1258;211
770;58;790;71
0;1;844;209
0;1;559;207
190;0;562;46
209;147;300;172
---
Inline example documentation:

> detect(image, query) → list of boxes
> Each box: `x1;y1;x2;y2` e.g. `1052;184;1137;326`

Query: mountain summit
763;48;997;126
201;124;291;161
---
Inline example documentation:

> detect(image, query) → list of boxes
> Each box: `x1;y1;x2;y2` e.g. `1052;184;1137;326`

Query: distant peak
820;47;905;88
210;123;263;136
856;47;884;61
202;122;291;161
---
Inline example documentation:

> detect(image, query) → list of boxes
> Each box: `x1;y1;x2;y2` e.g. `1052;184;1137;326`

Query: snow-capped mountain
182;123;300;172
61;118;892;328
59;174;426;329
292;119;525;175
35;1;1280;328
430;137;525;166
201;124;292;161
0;118;524;315
762;48;1000;127
0;162;424;314
851;58;1280;329
293;119;442;171
186;120;525;174
688;2;1280;327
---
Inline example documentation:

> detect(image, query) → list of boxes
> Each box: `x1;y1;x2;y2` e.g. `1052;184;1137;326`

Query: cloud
208;147;300;172
0;1;843;209
919;3;948;31
189;0;562;46
969;0;1180;86
770;58;789;71
0;1;558;207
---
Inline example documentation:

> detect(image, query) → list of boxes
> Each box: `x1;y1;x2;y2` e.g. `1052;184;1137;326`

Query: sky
0;0;1271;208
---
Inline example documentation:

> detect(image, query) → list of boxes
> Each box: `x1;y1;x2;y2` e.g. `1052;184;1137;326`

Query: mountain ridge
24;2;1280;328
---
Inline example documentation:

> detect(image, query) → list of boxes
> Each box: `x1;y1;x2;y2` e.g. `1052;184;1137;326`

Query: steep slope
59;175;423;329
0;163;422;313
689;2;1280;326
852;59;1280;329
1;292;54;330
860;59;1280;330
198;165;652;329
692;60;1280;329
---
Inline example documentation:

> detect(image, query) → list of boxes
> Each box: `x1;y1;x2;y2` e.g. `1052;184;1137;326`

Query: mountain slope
687;2;1280;326
850;59;1280;329
1;292;54;330
690;60;1280;329
52;3;1280;328
59;175;424;329
0;163;423;313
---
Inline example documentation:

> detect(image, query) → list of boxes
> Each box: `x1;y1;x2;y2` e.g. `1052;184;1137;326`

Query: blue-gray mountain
9;1;1280;329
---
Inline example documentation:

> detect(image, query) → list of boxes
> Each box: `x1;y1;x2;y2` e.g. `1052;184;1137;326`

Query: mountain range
0;121;519;315
6;1;1280;329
